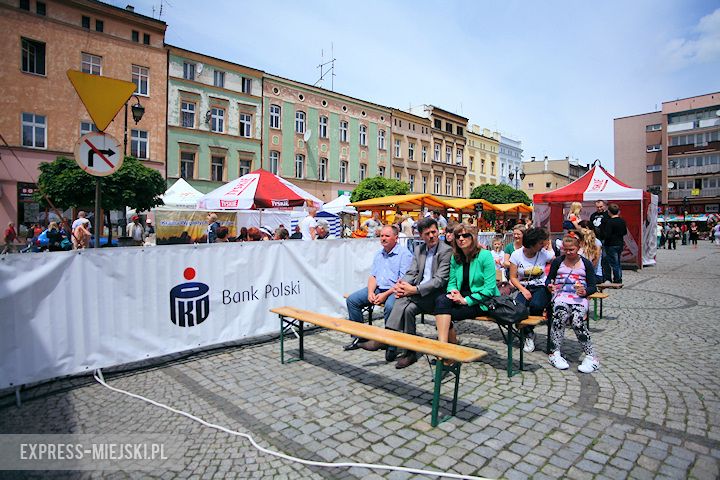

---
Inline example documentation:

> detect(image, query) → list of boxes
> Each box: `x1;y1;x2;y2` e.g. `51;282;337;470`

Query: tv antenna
314;43;336;91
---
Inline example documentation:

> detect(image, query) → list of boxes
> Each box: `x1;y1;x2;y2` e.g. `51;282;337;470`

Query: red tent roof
533;165;645;203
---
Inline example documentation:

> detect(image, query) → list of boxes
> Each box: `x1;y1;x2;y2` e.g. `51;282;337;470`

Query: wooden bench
472;315;546;377
343;294;380;326
588;292;609;322
270;306;487;427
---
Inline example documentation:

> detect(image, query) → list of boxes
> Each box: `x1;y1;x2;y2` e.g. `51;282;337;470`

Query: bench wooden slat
473;315;545;328
270;306;486;363
588;292;609;299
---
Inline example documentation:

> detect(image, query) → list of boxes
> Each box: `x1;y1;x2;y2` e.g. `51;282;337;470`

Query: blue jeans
346;287;396;325
605;245;623;283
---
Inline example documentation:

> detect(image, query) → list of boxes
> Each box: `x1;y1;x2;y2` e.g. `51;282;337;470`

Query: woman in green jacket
434;223;500;348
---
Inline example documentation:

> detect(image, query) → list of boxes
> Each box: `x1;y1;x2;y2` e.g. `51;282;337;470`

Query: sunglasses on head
458;233;474;239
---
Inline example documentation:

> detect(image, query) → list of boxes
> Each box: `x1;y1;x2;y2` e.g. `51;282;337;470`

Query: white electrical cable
93;370;492;480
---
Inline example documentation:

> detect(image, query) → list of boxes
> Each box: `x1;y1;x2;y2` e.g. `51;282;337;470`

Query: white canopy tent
160;178;204;208
320;193;357;215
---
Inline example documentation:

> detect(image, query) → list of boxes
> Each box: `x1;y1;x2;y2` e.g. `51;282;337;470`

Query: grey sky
116;0;720;173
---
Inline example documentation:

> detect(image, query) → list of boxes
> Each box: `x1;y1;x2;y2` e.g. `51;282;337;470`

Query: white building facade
499;135;524;187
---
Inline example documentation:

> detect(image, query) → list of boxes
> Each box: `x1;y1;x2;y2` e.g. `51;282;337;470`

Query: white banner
0;239;379;388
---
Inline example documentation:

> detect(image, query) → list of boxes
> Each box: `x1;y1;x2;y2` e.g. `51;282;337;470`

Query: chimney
126;5;135;12
543;156;549;170
531;156;536;162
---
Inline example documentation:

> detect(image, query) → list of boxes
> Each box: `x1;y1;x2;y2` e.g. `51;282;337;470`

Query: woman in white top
509;227;555;353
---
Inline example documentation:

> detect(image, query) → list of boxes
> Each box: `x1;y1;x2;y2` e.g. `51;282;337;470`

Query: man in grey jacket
361;216;452;369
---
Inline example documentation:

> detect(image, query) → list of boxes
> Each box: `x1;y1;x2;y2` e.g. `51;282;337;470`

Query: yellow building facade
465;125;500;195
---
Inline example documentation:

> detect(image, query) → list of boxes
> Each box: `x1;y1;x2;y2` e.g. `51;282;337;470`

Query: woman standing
689;222;699;248
509;227;556;352
580;228;603;284
546;235;599;373
434;223;499;350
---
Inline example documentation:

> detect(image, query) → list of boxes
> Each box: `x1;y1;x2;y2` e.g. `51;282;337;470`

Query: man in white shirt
298;208;318;241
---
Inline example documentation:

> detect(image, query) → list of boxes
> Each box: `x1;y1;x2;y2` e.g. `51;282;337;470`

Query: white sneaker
523;332;535;353
548;351;569;370
578;356;600;373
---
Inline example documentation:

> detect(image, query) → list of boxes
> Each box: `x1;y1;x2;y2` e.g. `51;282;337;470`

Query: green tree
470;183;531;205
35;156;166;243
350;176;410;203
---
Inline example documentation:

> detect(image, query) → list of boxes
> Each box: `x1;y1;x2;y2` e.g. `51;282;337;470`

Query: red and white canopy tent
533;164;658;268
197;169;323;210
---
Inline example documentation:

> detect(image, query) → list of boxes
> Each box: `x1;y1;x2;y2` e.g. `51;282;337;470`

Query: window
81;15;90;28
446;178;451;195
241;77;252;94
408;142;415;160
434;176;440;194
394;139;401;157
295;111;305;134
434;143;440;161
456;126;463;136
456;148;463;165
359;125;367;146
19;0;29;10
319;158;328;181
22;113;46;148
36;2;46;15
132;65;149;96
528;182;534;189
269;151;279;175
130;129;148;159
183;62;195;81
319;116;328;138
469;156;474;170
340;121;348;142
131;30;139;42
340;161;348;183
646;164;662;172
378;129;386;150
239;113;252;138
434;119;441;129
269;105;281;129
422;176;427;193
445;122;453;133
378;166;385;177
180;152;195;179
143;34;150;45
213;70;225;88
181;101;195;128
211;155;224;182
95;19;103;32
481;159;486;173
409;174;415;191
295;154;304;179
80;121;98;135
211;108;225;133
646;144;662;152
491;161;495;174
422;145;427;162
646;124;661;132
21;38;45;75
239;159;252;177
360;163;367;181
545;182;552;189
446;145;451;163
457;180;462;197
81;53;101;75
395;171;401;181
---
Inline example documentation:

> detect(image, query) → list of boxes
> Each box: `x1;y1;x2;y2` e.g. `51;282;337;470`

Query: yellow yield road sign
67;70;137;132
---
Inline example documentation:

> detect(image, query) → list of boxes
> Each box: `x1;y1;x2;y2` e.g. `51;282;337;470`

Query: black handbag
484;295;529;326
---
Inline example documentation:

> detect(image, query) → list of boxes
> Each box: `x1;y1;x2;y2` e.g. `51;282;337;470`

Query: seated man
361;217;452;369
344;225;414;351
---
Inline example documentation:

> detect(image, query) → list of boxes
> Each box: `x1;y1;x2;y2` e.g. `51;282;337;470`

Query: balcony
391;158;405;168
668;164;720;176
669;188;720;199
668;141;720;156
667;121;695;133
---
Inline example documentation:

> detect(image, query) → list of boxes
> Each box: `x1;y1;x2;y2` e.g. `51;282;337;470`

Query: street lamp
123;95;145;155
508;166;526;189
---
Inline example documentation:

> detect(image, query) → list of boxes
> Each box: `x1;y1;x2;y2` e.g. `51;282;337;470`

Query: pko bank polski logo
169;268;210;327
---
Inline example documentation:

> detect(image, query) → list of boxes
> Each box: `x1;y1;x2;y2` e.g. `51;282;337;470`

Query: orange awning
350;194;452;211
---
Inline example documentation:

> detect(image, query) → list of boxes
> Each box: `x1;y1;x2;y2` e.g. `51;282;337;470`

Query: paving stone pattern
2;242;720;479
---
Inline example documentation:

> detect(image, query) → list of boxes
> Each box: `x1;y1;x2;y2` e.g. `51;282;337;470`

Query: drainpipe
260;76;264;170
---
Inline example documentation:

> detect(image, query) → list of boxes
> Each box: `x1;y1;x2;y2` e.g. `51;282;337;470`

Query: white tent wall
643;194;658;266
0;239;379;388
236;210;293;231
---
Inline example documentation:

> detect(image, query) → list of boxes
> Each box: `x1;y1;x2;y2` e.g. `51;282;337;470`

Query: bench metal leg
496;324;524;378
279;315;304;364
593;298;599;323
430;360;462;427
600;298;604;319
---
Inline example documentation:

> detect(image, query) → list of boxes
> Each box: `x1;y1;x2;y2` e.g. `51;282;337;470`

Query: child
490;237;505;281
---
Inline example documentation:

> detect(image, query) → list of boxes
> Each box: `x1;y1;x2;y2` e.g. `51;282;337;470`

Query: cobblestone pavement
2;241;720;479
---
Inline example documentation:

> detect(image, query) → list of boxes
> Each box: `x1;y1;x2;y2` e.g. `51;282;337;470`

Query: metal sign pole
94;178;101;249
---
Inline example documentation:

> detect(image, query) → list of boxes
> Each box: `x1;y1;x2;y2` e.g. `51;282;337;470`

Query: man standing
361;217;452;369
345;225;414;351
2;222;18;254
362;212;382;238
605;203;627;284
126;216;146;245
207;213;220;243
432;210;448;230
299;207;318;241
589;200;611;282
